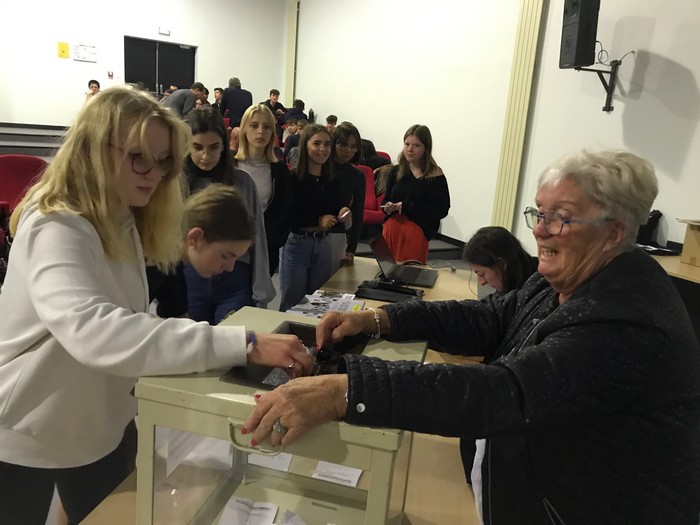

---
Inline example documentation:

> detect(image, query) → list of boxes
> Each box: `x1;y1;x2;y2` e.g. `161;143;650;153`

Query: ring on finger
287;361;295;369
273;419;287;434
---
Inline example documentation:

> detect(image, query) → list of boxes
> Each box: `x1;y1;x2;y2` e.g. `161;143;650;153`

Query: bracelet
367;307;381;339
246;330;256;354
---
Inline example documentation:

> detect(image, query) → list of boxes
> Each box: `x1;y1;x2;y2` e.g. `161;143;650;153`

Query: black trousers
0;423;135;525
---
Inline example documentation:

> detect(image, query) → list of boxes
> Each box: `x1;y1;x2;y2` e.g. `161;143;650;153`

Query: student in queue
0;86;313;524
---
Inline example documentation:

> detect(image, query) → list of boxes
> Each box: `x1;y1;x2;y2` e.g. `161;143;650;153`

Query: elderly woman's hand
316;311;368;348
242;374;349;446
248;334;315;378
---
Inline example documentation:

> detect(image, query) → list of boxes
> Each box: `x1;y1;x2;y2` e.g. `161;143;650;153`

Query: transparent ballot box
135;308;427;524
135;385;412;524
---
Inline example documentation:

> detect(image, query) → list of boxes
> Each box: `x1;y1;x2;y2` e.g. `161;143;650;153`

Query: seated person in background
280;98;308;125
212;87;223;111
325;114;338;134
159;88;174;104
382;124;450;264
262;88;286;145
463;226;538;295
84;79;100;103
0;86;313;525
360;138;391;171
284;118;308;158
229;126;240;151
242;149;700;525
163;82;207;117
281;118;298;145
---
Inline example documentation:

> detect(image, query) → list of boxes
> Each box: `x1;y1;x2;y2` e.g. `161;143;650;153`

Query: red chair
375;150;391;162
0;154;48;227
356;164;384;226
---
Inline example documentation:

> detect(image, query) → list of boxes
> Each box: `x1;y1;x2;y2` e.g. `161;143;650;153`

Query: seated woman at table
278;124;350;312
463;225;538;296
0;86;314;525
243;150;700;524
381;124;450;264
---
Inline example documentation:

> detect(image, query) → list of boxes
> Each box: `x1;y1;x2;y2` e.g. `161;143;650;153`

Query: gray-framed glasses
113;145;174;176
523;207;613;235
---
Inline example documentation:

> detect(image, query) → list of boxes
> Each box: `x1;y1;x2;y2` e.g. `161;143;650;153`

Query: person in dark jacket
234;104;294;275
243;150;700;525
219;77;253;128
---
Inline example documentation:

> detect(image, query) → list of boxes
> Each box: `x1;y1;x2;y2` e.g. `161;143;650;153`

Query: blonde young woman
0;86;313;524
234;104;294;275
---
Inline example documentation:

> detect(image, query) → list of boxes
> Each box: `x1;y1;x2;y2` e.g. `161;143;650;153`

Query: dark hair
326;114;338;125
214;87;223;94
463;226;536;293
397;124;438;180
88;79;100;88
331;122;362;164
297;124;332;180
185;183;254;242
270;89;280;96
285;117;298;126
191;82;205;91
293;99;305;110
185;107;233;181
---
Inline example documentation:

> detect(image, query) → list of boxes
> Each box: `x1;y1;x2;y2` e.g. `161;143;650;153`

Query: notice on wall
74;44;97;63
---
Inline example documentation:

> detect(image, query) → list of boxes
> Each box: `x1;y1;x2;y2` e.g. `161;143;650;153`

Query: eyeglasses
113;146;174;176
523;206;613;235
336;143;358;151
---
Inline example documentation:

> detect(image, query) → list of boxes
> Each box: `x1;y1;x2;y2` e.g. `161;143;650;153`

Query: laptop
369;234;439;288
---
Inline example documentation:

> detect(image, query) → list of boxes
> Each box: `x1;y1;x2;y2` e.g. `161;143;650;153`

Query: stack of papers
286;290;365;319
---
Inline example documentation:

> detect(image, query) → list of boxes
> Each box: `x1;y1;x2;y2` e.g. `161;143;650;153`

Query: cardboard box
678;219;700;267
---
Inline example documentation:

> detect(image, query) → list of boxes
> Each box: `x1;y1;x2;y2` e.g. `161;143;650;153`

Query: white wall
0;0;287;127
514;0;700;251
294;0;520;243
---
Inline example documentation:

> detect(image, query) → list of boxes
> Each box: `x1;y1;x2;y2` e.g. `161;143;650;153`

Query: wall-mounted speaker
559;0;601;69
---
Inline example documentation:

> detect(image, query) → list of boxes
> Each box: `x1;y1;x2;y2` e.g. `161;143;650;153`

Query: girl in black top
382;124;450;264
278;124;350;311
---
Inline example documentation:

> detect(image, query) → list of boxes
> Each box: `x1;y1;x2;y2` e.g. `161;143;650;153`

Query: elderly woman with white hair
242;150;700;524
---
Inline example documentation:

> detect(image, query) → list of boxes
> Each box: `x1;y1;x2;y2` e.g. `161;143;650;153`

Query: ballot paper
311;460;363;487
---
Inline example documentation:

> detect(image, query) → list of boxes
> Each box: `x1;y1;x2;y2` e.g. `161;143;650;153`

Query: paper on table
311;460;363;487
248;452;293;472
280;509;308;525
218;497;278;525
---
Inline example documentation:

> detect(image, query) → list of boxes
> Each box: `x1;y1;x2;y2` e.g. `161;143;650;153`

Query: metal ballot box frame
135;307;428;524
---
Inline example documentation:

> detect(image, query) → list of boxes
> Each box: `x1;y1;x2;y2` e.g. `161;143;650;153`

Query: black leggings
0;425;135;525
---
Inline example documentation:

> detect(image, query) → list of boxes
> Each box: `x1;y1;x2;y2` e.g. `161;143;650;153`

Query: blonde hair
10;85;192;272
184;183;254;242
234;104;279;163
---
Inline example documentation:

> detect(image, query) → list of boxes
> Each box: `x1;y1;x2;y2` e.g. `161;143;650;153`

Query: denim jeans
278;233;333;312
183;261;253;324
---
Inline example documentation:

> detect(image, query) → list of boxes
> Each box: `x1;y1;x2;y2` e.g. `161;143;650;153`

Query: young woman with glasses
0;87;313;524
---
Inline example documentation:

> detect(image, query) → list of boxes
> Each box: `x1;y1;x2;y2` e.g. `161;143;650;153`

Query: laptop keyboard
395;265;421;281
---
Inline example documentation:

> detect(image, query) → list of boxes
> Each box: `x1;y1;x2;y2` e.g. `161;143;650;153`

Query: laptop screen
369;234;398;280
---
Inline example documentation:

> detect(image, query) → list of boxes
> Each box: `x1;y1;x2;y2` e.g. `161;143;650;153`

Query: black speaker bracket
575;59;621;112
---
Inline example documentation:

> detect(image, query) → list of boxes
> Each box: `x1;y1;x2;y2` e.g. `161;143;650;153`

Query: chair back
0;154;48;212
356;164;384;225
375;150;391;161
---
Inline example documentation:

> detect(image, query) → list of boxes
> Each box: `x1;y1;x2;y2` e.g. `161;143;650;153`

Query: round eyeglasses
113;145;174;176
523;207;613;235
336;143;358;151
